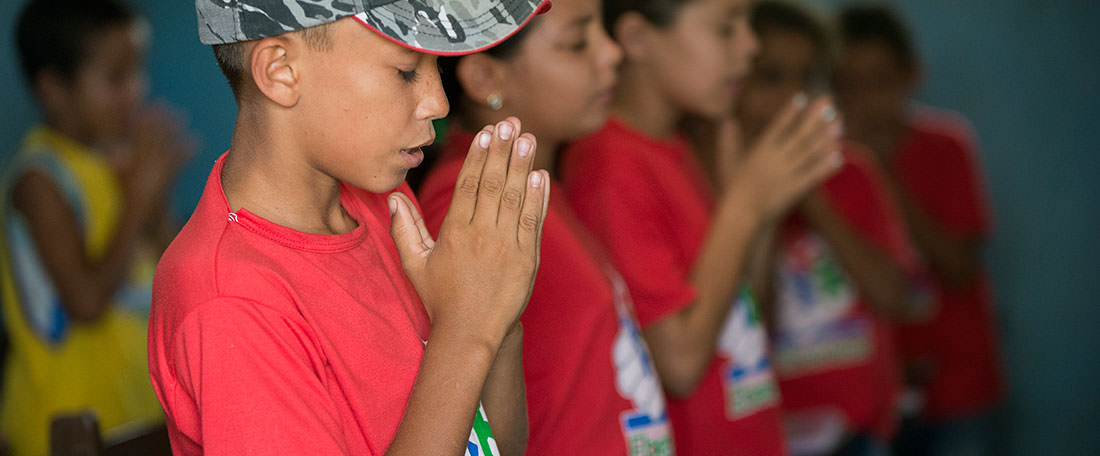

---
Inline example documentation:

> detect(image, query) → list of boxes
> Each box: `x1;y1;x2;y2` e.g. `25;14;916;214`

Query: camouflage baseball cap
196;0;552;55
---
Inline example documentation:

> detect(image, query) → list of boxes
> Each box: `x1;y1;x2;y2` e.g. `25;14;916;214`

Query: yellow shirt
0;127;162;456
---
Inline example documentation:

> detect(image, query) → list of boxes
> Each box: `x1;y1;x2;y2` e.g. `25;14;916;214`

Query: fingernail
478;131;491;148
529;171;542;188
822;105;837;122
498;121;514;140
516;138;532;157
793;92;808;109
388;196;398;215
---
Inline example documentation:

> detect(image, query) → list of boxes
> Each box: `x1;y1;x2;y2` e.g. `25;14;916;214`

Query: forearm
78;200;152;310
898;198;979;288
748;223;781;331
646;185;764;397
145;204;182;255
14;173;147;321
802;194;908;320
479;325;528;455
387;327;499;455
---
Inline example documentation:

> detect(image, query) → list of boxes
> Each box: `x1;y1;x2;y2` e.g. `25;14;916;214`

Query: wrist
430;320;507;359
720;176;769;223
499;323;523;355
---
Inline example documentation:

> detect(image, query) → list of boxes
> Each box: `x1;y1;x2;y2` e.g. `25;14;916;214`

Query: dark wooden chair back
50;412;171;456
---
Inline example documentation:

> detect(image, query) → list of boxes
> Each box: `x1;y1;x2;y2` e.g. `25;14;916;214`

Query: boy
2;1;191;454
833;5;1004;455
148;1;551;454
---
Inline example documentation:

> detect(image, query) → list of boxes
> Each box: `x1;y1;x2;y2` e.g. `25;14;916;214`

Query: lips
401;147;425;168
400;134;434;168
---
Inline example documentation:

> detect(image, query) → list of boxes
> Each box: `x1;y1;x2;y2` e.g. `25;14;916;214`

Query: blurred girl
560;0;841;453
834;5;1004;456
417;0;675;453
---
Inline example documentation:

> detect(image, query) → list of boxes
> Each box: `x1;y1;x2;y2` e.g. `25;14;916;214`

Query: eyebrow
567;14;595;29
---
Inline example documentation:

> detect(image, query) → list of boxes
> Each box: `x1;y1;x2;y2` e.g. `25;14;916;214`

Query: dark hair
837;3;917;71
602;0;693;35
212;24;332;102
15;0;138;85
438;21;536;120
751;0;833;76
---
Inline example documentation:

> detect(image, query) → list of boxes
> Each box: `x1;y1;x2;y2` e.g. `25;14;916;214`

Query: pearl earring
487;92;504;111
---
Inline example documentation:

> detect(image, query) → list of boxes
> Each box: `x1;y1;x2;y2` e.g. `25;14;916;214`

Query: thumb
388;193;432;274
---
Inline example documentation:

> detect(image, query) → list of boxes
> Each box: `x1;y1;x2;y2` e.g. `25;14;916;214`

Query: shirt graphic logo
775;232;871;375
717;287;780;418
466;403;500;456
607;267;674;455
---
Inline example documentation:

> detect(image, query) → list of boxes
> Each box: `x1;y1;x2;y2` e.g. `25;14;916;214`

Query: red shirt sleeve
823;146;919;271
168;297;350;455
895;124;992;238
562;145;697;329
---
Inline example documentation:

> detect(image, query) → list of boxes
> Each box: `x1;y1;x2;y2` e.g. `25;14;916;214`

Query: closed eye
398;69;420;83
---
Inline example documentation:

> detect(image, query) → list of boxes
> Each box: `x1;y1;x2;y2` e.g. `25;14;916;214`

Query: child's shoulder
152;176;308;323
568;118;659;156
907;104;979;153
562;119;669;187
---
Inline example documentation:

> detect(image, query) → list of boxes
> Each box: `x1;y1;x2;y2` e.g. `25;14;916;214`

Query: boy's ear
249;37;300;108
612;11;653;62
455;53;508;108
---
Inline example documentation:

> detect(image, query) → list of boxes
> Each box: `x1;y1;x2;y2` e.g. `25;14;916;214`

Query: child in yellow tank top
4;1;194;453
1;127;163;456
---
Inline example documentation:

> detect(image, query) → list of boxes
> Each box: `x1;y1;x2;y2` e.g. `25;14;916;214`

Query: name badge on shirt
774;232;871;376
466;403;500;456
608;267;675;455
717;287;780;418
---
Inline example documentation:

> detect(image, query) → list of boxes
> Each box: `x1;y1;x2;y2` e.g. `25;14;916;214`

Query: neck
854;114;908;160
611;64;683;140
456;109;561;177
221;105;356;235
44;113;95;149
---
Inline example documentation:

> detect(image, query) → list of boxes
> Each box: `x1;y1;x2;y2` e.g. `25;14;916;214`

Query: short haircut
15;0;138;85
837;3;917;71
212;24;333;102
751;0;833;76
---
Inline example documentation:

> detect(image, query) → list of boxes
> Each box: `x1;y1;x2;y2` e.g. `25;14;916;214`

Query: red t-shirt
560;118;787;456
771;146;910;441
418;130;675;455
890;108;1004;418
148;155;494;455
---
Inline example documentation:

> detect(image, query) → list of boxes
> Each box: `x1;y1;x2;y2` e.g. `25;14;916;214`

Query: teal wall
3;1;1099;453
0;0;238;216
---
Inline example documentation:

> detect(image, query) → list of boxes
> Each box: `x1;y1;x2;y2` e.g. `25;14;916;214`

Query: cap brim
352;0;551;57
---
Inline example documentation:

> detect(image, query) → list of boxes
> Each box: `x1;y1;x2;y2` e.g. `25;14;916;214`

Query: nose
599;26;624;70
739;22;760;61
734;17;761;61
417;59;449;121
